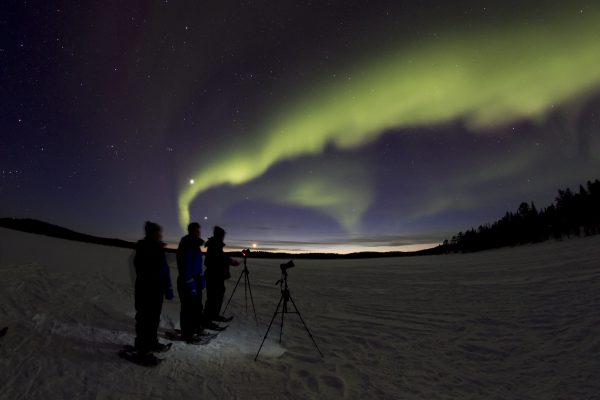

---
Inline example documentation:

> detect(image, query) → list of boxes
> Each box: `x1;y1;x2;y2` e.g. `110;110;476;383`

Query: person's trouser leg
178;279;194;339
193;276;204;332
204;279;220;321
135;290;163;352
149;295;163;347
214;282;225;317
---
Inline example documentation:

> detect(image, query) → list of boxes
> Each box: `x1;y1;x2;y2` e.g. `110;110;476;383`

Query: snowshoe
214;315;234;323
164;330;218;344
118;345;162;367
153;342;172;353
204;322;228;332
184;334;204;344
173;328;215;337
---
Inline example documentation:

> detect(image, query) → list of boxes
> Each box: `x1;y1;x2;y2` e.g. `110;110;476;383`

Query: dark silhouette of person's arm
160;252;174;300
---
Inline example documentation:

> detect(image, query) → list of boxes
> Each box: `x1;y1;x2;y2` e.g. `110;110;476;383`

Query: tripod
255;265;323;361
223;254;258;323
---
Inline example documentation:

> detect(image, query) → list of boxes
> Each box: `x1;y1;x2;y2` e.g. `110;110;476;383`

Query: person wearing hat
132;221;174;361
203;226;239;326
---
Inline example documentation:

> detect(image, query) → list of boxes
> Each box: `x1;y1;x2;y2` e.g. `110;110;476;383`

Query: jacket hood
205;236;225;248
181;234;204;248
137;238;166;248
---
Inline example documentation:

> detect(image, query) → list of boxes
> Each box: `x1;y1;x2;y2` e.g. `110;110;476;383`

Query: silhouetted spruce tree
442;178;600;253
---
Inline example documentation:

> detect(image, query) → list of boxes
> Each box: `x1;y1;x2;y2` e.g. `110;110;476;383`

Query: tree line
442;179;600;253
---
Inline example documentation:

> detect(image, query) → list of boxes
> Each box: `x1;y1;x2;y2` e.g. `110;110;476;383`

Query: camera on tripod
280;260;294;272
223;247;257;322
256;259;323;361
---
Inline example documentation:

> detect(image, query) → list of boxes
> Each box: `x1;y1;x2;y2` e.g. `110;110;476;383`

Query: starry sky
2;1;600;253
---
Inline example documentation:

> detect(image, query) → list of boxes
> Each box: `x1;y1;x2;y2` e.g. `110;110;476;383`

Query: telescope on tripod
255;260;323;361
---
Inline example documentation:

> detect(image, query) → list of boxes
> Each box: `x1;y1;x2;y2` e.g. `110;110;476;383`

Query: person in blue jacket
133;221;173;356
176;222;205;343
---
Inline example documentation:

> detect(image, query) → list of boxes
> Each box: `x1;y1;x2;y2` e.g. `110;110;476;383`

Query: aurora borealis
179;5;600;232
3;1;600;252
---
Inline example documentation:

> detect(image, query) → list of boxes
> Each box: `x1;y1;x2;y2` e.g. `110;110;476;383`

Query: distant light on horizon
215;240;440;254
189;179;195;185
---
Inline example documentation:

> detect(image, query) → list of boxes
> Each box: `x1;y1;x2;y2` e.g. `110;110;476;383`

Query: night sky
2;1;600;252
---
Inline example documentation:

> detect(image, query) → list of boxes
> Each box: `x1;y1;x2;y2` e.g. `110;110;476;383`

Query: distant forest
442;179;600;253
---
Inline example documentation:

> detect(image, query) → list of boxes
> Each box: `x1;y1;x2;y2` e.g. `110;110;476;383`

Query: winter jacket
134;238;173;299
176;234;204;293
204;237;231;281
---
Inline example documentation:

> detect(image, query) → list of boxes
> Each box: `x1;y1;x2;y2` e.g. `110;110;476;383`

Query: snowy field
1;227;599;399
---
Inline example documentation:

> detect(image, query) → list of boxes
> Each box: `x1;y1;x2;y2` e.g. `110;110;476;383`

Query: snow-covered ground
1;227;599;399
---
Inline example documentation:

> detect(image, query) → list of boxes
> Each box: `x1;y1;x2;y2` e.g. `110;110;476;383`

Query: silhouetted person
133;221;173;359
204;226;239;325
176;222;205;343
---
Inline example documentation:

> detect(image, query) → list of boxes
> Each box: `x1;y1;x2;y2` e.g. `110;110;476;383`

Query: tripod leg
279;298;287;343
223;269;244;314
244;270;248;313
288;295;324;357
255;295;284;361
246;273;259;324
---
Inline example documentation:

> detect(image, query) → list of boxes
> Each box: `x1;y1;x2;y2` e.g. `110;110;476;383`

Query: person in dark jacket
203;226;239;324
176;222;205;343
133;221;174;355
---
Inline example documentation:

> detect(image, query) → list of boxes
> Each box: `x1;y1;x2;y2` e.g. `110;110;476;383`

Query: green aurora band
179;8;600;231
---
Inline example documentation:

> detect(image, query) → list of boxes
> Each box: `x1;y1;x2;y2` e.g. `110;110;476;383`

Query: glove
188;279;198;298
165;287;174;300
